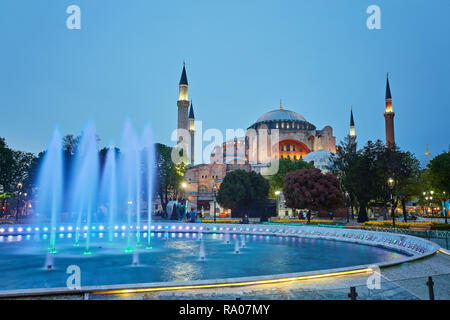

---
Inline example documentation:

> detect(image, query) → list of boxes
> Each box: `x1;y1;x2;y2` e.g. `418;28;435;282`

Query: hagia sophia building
173;64;395;216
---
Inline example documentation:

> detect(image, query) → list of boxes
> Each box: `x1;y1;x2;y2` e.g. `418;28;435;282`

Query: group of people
296;210;334;222
187;207;202;223
297;210;312;222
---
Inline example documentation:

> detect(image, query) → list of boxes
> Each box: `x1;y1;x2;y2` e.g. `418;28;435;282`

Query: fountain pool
0;224;416;292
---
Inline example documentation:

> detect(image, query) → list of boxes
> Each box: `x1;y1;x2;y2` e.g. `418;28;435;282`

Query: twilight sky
0;0;449;166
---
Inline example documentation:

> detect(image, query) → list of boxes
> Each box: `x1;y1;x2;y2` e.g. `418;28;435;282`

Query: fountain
142;125;155;249
132;251;139;266
36;129;63;254
44;253;54;270
241;235;246;248
34;121;156;258
225;233;230;244
235;240;240;254
100;146;118;243
199;240;206;260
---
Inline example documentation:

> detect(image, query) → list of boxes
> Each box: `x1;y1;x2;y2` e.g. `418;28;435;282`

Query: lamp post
15;182;23;221
387;177;395;229
424;190;434;222
212;184;218;223
443;191;448;225
275;190;281;217
345;191;350;223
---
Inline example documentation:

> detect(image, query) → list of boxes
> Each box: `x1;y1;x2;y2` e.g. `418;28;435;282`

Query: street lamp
16;182;23;221
387;177;395;228
345;191;350;223
443;191;448;225
212;184;218;223
423;190;435;221
275;190;281;217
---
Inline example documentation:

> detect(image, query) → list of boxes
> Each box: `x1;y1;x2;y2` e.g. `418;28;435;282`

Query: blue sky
0;0;448;165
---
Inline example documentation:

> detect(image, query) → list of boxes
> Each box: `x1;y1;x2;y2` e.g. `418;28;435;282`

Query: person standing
189;207;196;223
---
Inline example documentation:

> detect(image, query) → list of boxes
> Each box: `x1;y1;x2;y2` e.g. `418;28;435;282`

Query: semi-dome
256;109;306;123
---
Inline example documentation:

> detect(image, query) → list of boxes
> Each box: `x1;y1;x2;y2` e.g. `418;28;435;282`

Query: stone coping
0;222;441;298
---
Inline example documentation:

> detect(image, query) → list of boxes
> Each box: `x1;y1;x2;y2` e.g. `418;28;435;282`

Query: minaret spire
177;62;191;163
188;100;195;164
386;73;392;101
279;99;283;110
179;62;188;86
384;73;395;148
349;106;355;137
189;100;195;120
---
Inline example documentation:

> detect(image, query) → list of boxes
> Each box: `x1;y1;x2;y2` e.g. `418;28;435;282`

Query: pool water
0;232;407;291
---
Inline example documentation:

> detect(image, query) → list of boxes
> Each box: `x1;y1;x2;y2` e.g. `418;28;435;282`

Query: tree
384;150;420;222
217;170;269;217
154;143;187;215
283;168;344;214
267;158;313;197
0;138;15;193
427;151;450;194
0;137;36;216
329;135;358;219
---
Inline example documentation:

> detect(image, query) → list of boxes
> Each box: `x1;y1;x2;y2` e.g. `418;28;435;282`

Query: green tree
267;158;313;197
0;137;15;193
329;135;358;219
427;151;450;194
0;138;37;216
155;143;187;215
217;170;269;217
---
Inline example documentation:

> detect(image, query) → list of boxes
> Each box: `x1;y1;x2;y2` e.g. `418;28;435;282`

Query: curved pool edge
0;222;442;298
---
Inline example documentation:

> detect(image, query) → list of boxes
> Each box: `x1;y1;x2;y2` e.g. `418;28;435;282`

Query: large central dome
256;108;307;123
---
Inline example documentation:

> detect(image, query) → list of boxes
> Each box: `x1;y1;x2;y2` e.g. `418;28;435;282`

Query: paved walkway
89;251;450;300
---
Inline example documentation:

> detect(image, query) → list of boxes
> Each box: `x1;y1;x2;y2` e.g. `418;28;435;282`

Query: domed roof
256;109;306;123
303;150;333;171
303;150;333;161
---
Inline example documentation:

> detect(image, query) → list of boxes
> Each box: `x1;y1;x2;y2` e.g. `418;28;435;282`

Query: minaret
188;100;195;164
425;144;431;156
349;107;356;137
384;73;395;148
177;62;190;158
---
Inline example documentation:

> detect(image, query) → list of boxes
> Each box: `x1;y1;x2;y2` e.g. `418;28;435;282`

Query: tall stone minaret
384;73;395;148
188;100;195;164
349;106;356;138
177;62;190;159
